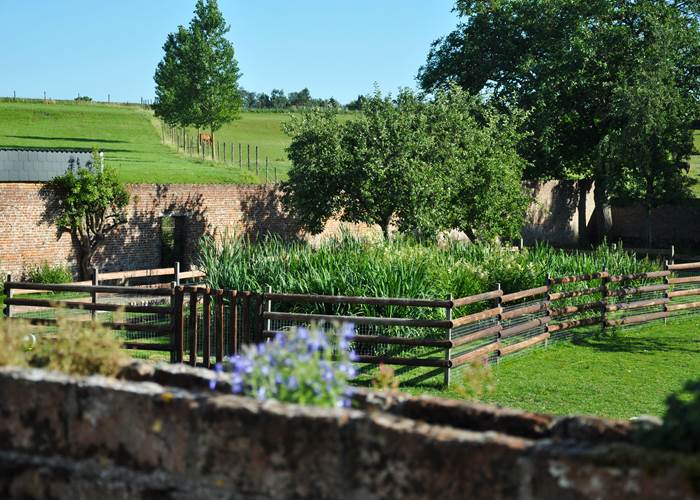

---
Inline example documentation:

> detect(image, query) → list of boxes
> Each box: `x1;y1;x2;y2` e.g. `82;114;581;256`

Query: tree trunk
211;129;215;161
577;179;594;247
464;227;477;243
589;179;612;245
78;240;94;281
646;205;653;248
381;214;392;240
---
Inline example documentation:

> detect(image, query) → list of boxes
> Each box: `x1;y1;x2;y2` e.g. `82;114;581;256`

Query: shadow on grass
0;143;134;154
6;135;128;144
571;332;700;355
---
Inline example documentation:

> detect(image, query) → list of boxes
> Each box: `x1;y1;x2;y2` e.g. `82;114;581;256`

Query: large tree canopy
419;0;700;242
282;87;529;241
154;0;241;157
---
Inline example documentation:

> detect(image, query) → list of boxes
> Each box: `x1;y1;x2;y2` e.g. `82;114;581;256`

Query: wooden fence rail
4;260;700;385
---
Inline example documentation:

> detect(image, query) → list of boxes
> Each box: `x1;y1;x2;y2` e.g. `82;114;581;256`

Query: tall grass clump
198;232;660;316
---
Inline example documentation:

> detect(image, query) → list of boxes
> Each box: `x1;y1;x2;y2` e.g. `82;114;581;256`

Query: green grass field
398;314;700;420
0;101;290;184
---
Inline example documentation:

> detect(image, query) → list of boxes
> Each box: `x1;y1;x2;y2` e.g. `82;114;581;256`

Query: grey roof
0;149;95;182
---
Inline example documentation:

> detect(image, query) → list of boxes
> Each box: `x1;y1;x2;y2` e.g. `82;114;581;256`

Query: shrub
26;262;72;284
212;323;356;408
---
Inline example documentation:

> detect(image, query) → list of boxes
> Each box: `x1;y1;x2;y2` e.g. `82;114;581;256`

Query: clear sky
0;0;458;104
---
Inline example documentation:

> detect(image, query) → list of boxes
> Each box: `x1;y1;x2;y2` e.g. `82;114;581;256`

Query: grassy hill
0;101;293;184
1;100;698;192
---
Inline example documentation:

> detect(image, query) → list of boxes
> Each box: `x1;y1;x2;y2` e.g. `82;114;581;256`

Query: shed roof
0;149;95;182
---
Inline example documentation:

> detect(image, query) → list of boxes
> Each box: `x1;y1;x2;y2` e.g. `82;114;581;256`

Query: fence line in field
160;123;279;183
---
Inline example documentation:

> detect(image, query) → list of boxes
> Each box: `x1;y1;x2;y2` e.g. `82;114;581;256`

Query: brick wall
9;179;692;280
0;182;379;279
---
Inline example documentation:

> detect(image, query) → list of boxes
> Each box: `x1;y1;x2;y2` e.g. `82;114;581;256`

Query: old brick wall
0;182;379;278
11;179;690;281
0;364;697;500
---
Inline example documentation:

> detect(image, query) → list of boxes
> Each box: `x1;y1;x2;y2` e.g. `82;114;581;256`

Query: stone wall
0;364;697;499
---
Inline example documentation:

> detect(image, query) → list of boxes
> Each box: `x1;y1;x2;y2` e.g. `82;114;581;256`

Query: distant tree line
239;87;368;111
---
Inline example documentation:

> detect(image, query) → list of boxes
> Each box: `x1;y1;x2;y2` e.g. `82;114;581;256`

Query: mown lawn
0;101;261;184
399;313;700;420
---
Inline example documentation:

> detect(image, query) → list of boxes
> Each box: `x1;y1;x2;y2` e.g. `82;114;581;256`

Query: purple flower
297;326;309;340
256;387;267;401
287;376;299;390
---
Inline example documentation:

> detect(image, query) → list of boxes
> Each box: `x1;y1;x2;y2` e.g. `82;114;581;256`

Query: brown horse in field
198;132;212;145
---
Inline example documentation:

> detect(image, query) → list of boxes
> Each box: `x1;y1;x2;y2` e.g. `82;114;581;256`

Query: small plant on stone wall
211;323;357;408
372;363;400;392
0;313;126;376
454;358;496;401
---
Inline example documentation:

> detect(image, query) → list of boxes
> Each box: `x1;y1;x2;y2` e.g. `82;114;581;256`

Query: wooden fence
3;261;700;384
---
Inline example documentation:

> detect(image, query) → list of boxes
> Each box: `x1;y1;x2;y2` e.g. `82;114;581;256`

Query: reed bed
198;233;660;320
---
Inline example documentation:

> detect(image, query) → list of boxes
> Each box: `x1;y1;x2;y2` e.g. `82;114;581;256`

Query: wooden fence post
174;261;181;286
255;146;259;175
247;144;250;169
3;274;12;318
203;290;212;368
216;290;224;363
188;289;199;366
91;267;99;321
239;143;242;168
444;294;453;386
495;283;502;363
171;286;184;363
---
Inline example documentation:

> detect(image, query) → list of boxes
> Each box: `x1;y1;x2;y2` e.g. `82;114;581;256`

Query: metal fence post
601;269;609;333
444;294;453;387
495;283;502;363
3;274;12;318
545;274;551;348
91;267;99;321
664;260;670;325
266;285;272;337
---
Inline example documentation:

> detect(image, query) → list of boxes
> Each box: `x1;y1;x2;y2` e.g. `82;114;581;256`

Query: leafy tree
289;88;312;108
270;89;288;109
346;95;366;111
153;0;241;158
46;153;129;279
282;87;528;240
419;0;700;243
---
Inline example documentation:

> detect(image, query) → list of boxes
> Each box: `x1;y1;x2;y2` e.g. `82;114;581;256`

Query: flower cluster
211;323;358;408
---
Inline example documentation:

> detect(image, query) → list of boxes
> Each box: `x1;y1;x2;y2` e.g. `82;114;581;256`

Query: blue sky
0;1;458;104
